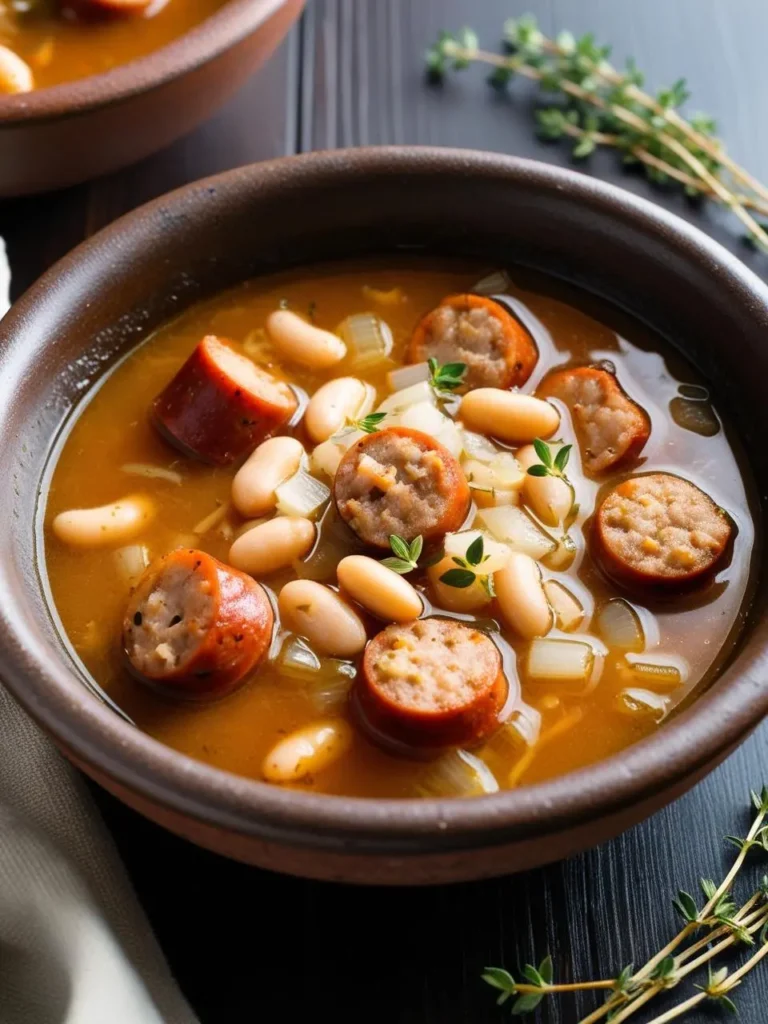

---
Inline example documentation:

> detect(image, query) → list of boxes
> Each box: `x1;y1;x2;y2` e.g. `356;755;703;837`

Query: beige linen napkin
0;685;198;1024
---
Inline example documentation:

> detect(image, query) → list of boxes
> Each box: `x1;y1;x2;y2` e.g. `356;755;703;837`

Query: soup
44;261;756;798
0;0;227;92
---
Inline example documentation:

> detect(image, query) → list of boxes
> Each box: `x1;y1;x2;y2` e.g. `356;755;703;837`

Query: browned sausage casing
152;335;298;465
355;618;507;751
539;365;650;474
594;473;732;587
408;294;538;392
333;426;471;548
123;548;274;699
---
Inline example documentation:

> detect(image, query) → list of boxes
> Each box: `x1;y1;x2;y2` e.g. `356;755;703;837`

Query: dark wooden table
5;2;768;1021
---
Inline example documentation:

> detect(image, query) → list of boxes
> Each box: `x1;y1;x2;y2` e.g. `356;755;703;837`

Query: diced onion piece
362;285;405;306
377;379;435;414
242;327;272;360
193;503;230;535
396;399;445;435
311;439;344;479
472;270;512;295
460;428;501;464
596;599;645;652
307;666;356;713
278;635;322;679
278;636;356;710
511;703;543;746
338;312;393;369
527;638;594;681
275;469;330;520
616;688;669;722
311;429;363;479
475;505;556;560
387;362;430;392
415;749;499;798
544;580;584;632
443;530;511;574
542;534;577;572
623;654;686;690
114;544;149;585
488;452;525;490
396;400;462;456
121;462;182;485
485;706;542;759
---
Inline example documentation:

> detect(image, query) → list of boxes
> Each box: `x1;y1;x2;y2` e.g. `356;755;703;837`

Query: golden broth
0;0;227;90
43;261;756;797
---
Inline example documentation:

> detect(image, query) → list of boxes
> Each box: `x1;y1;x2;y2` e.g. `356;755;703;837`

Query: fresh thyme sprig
425;16;768;249
342;411;387;435
439;534;495;596
527;437;572;481
428;357;467;395
381;534;423;575
482;786;768;1022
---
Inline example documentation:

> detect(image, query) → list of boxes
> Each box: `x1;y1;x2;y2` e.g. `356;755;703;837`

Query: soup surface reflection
43;261;756;798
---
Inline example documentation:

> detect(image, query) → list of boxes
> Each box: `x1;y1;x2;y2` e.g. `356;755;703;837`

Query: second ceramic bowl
0;0;303;196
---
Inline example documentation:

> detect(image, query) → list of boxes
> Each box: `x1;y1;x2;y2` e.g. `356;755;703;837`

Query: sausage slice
594;473;732;587
123;548;274;699
355;618;507;750
539;365;650;474
333;426;470;548
408;294;538;392
152;335;298;466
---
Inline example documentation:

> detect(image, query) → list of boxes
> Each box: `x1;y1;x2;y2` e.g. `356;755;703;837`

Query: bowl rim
0;0;292;126
2;145;768;855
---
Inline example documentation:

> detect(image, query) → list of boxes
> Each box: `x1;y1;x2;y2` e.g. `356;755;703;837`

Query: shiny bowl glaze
0;148;766;883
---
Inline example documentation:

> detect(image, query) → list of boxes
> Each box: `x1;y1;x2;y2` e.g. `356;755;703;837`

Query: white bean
0;46;33;95
228;517;315;576
460;390;559;444
337;555;422;622
52;495;154;548
304;377;374;443
266;309;346;369
516;443;574;527
494;552;553;638
231;436;304;517
278;580;367;657
262;719;353;783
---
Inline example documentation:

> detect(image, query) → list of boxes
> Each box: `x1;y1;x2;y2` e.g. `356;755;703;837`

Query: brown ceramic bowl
0;0;303;196
0;148;766;884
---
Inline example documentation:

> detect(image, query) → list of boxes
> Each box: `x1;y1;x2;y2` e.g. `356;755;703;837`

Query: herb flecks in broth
44;262;756;798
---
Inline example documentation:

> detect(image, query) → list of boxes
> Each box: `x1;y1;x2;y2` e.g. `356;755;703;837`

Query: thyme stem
676;906;768;980
721;934;768;991
643;991;707;1024
700;804;767;918
514;981;615;995
536;34;768;208
430;22;768;248
556;118;768;215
